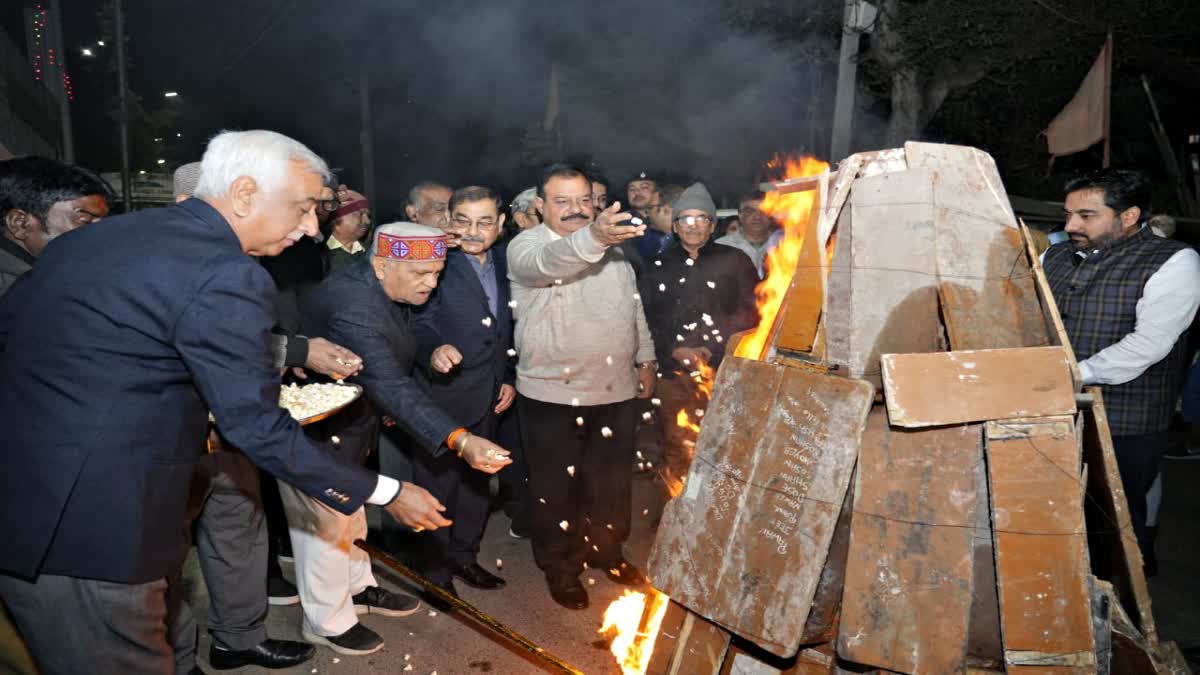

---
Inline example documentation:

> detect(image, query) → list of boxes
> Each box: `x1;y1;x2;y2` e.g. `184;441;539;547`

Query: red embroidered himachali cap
375;227;448;262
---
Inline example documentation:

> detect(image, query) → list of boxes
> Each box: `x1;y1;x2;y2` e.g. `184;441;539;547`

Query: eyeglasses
318;198;340;213
674;214;714;227
449;216;499;231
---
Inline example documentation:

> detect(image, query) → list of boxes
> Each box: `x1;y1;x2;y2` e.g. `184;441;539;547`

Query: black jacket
411;246;515;429
0;199;378;583
638;240;759;375
301;257;460;462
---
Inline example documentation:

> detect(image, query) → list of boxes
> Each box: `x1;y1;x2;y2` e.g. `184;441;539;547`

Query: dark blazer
411;246;515;429
301;257;460;460
0;199;378;584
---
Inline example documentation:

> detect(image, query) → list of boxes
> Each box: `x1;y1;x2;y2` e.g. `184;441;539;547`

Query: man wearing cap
324;188;370;270
508;164;656;610
0;130;451;674
0;156;113;297
639;182;759;497
410;186;515;600
289;222;512;656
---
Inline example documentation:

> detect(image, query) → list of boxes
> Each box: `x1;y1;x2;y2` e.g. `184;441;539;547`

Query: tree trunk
885;67;924;146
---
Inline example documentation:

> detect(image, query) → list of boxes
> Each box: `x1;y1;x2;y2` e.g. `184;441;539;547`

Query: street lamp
164;91;178;98
81;47;94;57
97;40;105;46
156;159;166;165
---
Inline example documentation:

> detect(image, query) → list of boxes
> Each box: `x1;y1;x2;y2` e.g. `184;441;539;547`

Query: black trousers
497;406;530;528
518;394;637;581
413;415;497;584
1112;431;1169;555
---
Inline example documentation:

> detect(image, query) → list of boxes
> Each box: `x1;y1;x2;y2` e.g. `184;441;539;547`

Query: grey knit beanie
671;182;716;220
173;162;202;198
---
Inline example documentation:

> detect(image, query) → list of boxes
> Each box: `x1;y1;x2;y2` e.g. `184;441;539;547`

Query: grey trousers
167;450;269;671
0;572;173;675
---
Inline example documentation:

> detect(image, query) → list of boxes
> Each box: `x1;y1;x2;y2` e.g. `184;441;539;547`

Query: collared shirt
507;224;656;406
326;236;365;255
716;230;776;278
466;250;499;317
1041;231;1200;386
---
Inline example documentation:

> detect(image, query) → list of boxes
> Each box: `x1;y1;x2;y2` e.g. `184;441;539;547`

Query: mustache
563;214;589;221
460;236;487;244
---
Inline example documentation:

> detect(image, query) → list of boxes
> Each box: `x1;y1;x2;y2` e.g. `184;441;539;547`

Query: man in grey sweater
507;164;657;609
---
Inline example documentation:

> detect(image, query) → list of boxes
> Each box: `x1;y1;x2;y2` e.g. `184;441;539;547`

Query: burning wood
598;589;670;675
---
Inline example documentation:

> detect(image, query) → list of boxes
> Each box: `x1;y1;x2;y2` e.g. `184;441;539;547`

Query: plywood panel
797;470;854;644
904;142;1049;351
837;409;981;673
775;176;826;355
880;346;1076;427
648;359;874;656
826;169;942;388
986;417;1095;670
648;603;731;675
1019;220;1081;389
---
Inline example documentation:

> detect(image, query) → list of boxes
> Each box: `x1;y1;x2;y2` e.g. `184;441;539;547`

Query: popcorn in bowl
278;383;359;421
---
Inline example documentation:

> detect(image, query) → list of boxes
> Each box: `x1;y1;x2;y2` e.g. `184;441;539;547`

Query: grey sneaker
301;622;383;656
352;586;421;617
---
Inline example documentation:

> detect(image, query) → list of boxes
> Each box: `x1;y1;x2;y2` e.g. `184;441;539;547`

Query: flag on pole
1044;34;1113;160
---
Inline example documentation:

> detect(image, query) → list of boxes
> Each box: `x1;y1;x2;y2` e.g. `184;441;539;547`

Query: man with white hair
509;187;541;231
405;181;453;234
294;222;512;655
0;130;449;674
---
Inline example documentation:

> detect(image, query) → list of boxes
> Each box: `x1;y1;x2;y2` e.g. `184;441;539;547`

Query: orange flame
667;357;715;497
599;589;670;675
733;155;830;361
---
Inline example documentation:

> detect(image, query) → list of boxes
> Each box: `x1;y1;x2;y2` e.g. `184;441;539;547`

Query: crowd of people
0;130;1198;675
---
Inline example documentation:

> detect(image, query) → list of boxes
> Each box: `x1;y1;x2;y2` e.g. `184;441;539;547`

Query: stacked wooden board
643;143;1179;674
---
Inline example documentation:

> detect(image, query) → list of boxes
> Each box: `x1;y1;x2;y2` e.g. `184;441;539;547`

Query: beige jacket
507;223;656;406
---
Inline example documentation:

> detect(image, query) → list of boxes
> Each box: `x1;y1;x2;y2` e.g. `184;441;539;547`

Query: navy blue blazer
0;199;378;584
301;258;460;459
411;246;515;429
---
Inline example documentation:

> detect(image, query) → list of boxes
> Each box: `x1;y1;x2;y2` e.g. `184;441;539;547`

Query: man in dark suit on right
411;186;516;599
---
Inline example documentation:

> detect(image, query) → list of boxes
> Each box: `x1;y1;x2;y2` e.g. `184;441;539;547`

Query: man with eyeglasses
405;181;453;242
0;156;113;297
639;182;759;498
409;186;516;602
507;164;657;609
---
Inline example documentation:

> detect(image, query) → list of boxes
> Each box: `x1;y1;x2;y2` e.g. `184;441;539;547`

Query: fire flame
667;357;716;497
733;155;830;361
599;589;670;675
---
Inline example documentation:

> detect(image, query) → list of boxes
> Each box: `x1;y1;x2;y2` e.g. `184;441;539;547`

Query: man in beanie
289;223;513;656
324;188;370;270
508;164;656;610
639;182;759;497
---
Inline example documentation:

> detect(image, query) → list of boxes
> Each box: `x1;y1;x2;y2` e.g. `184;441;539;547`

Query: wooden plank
966;449;1004;670
775;174;826;355
825;169;942;389
666;610;731;675
986;417;1095;670
719;645;835;675
1019;219;1081;389
1079;387;1157;643
880;346;1076;428
904;142;1048;351
837;409;981;673
648;359;874;656
797;467;854;644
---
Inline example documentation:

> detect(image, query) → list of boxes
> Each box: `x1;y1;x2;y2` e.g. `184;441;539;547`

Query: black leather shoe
424;579;458;613
454;562;506;589
547;575;589;610
601;559;650;587
209;639;315;670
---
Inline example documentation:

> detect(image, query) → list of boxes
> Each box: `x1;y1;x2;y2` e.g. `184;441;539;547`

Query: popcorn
539;498;547;504
508;300;518;308
682;358;691;366
695;409;705;418
563;367;571;376
643;508;650;515
636;450;644;459
429;611;438;617
481;316;493;327
554;279;563;285
706;281;716;289
678;277;686;284
559;520;570;531
702;335;710;341
278;383;358;421
331;435;340;445
631;217;644;226
642;411;652;422
601;426;613;438
658;283;666;292
654;259;662;266
333;658;341;664
651;398;661;406
571;397;580;407
631;292;641;301
496;558;503;570
606;523;614;530
702;313;714;326
716;336;724;343
404;667;413;672
567;465;576;477
685;258;694;266
676;334;685;342
605;355;614;366
507;348;517;357
576;416;584;427
588;578;596;585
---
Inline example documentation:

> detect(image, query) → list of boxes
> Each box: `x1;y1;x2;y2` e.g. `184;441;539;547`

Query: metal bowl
293;383;363;426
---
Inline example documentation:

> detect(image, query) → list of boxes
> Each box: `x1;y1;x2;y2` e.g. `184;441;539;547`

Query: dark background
3;0;1199;220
